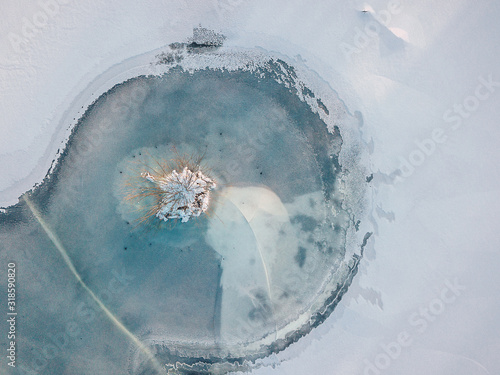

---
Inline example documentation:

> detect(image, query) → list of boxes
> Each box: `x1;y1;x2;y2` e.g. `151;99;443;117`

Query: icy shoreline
1;39;367;211
1;42;371;240
2;42;371;372
0;46;165;208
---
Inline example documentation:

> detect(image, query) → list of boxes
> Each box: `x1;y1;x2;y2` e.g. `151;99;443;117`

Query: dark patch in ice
169;42;184;50
248;290;273;323
295;246;307;268
355;219;361;231
316;98;329;115
188;26;226;47
156;51;184;65
291;214;318;232
301;85;315;98
376;206;395;222
316;240;325;251
360;232;372;255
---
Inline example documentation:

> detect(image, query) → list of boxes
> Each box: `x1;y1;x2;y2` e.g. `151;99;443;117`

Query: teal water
0;62;360;374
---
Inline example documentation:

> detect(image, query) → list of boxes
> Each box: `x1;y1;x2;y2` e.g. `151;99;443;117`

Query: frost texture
142;167;216;222
188;26;226;47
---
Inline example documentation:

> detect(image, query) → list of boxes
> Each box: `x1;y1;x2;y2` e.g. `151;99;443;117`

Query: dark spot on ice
248;291;272;322
291;214;318;232
124;247;127;250
295;246;307;268
316;98;329;115
302;86;315;98
366;174;373;182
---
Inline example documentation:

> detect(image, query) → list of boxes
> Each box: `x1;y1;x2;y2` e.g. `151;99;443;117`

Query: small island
141;165;216;223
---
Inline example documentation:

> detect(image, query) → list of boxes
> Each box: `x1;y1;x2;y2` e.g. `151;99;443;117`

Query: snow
1;0;500;374
142;167;216;223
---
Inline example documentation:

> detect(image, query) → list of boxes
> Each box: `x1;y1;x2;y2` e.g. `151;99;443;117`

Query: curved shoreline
1;43;372;374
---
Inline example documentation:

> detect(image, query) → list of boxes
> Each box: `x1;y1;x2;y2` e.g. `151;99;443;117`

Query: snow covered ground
1;0;499;374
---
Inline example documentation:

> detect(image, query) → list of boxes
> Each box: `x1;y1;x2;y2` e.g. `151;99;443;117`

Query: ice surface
3;1;497;374
0;45;368;374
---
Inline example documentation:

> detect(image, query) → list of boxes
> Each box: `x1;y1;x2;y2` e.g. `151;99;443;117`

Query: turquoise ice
0;49;367;374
